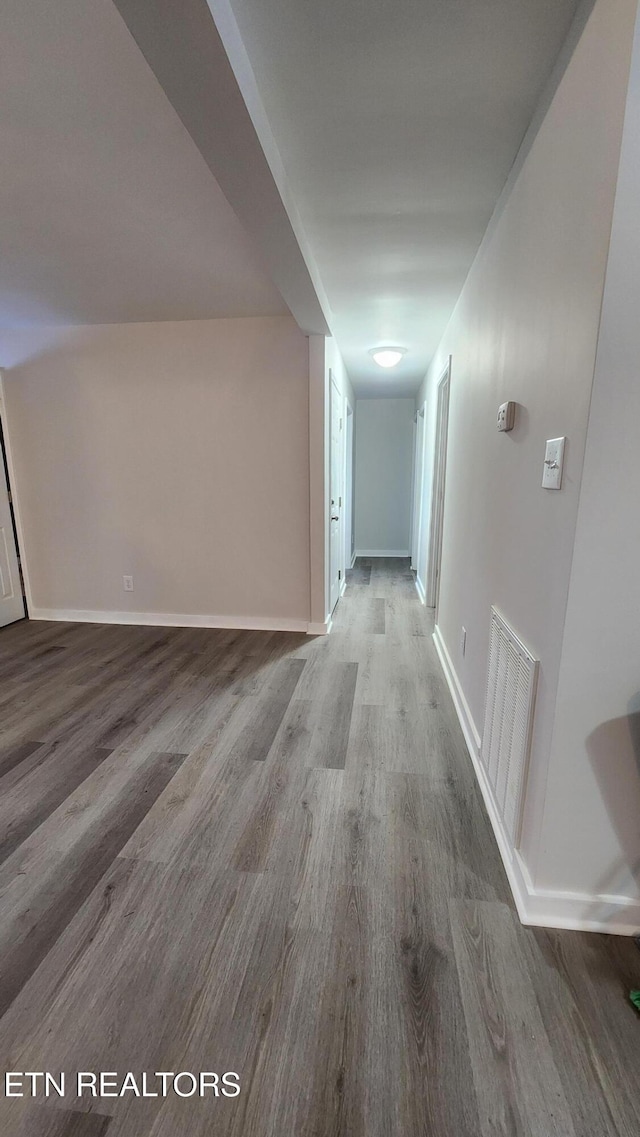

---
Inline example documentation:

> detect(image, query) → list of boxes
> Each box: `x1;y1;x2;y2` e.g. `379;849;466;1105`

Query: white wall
535;1;640;905
415;0;637;925
2;316;311;627
354;398;414;556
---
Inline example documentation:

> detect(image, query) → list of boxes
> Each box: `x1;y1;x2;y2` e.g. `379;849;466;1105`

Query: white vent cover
481;608;538;845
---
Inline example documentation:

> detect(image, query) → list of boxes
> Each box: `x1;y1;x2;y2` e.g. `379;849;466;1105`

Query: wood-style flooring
0;558;639;1135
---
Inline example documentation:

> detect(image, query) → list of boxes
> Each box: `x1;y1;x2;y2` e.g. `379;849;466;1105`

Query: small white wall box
497;401;516;431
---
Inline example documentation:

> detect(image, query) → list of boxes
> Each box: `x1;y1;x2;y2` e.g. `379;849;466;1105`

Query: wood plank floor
0;558;639;1135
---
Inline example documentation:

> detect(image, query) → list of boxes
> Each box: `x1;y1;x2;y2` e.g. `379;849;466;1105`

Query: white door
344;405;354;571
427;360;451;613
0;438;24;628
329;374;343;613
411;405;425;571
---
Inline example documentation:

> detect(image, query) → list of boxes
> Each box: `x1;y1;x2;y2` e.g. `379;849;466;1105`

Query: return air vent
481;608;538;845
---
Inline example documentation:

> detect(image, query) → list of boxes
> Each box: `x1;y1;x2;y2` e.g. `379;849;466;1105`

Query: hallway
0;559;639;1136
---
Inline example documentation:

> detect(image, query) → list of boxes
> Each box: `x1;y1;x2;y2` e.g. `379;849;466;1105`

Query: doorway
344;403;354;572
0;395;26;628
329;370;343;613
411;402;426;594
426;357;451;615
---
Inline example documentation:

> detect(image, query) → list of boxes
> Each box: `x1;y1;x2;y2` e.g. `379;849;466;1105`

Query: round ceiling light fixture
369;347;407;369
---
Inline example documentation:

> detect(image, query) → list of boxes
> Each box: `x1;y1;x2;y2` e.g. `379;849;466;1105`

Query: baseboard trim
350;551;357;569
340;578;347;597
307;618;332;636
415;574;426;605
432;624;640;936
355;549;410;558
433;624;481;751
515;859;640;935
29;607;311;634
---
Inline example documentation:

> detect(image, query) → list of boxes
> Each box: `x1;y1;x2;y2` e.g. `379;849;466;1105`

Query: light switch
542;437;565;490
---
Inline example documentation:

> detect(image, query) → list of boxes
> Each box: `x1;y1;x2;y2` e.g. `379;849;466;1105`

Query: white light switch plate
542;437;565;489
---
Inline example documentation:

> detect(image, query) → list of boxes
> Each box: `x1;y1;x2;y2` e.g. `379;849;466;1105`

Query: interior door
411;406;425;571
329;374;342;613
427;360;451;612
345;406;354;569
0;436;25;628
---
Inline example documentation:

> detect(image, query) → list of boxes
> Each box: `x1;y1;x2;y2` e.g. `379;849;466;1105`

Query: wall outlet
461;626;467;656
123;575;134;592
497;401;516;432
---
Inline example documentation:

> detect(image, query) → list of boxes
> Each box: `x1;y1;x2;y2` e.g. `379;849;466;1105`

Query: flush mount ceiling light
369;347;407;369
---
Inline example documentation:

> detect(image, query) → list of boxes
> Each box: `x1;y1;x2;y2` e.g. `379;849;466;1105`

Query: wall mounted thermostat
542;437;566;490
497;401;516;432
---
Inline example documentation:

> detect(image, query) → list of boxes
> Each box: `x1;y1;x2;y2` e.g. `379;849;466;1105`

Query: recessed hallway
0;559;639;1136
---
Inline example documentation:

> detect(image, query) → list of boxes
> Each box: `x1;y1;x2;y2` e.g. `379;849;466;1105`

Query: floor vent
481;608;538;845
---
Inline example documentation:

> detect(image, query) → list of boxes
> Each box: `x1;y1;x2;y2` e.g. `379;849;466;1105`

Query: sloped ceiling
0;0;289;327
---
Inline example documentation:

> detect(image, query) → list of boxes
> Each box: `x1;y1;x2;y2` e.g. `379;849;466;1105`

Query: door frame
344;401;355;572
426;357;452;614
329;369;343;614
0;372;29;620
411;402;426;580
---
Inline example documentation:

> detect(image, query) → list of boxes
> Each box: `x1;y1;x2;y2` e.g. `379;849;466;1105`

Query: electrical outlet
461;626;467;656
497;401;516;432
123;575;134;592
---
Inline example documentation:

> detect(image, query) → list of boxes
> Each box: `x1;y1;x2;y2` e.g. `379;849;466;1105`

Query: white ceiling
223;0;582;394
0;0;287;327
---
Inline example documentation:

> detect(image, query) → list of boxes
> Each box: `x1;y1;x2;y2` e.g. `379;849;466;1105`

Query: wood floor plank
348;563;371;586
0;750;186;1016
226;657;307;762
522;926;640;1137
8;1104;111;1136
0;745;113;864
231;700;313;873
387;771;482;1136
366;596;386;634
307;660;358;769
0;739;42;779
449;899;577;1137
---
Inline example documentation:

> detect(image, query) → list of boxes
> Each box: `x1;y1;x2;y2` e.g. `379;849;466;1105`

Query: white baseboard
307;617;332;636
433;624;481;751
29;607;311;635
515;859;640;935
354;549;410;558
340;577;347;597
432;623;640;936
415;574;426;605
350;551;357;569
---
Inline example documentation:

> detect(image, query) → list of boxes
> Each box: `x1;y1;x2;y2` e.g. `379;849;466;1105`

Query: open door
329;371;343;613
426;358;451;614
411;403;426;575
0;417;26;628
344;403;354;571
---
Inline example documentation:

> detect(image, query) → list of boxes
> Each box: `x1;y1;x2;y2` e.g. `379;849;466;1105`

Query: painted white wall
354;399;414;555
535;1;640;905
415;0;637;918
1;317;311;627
